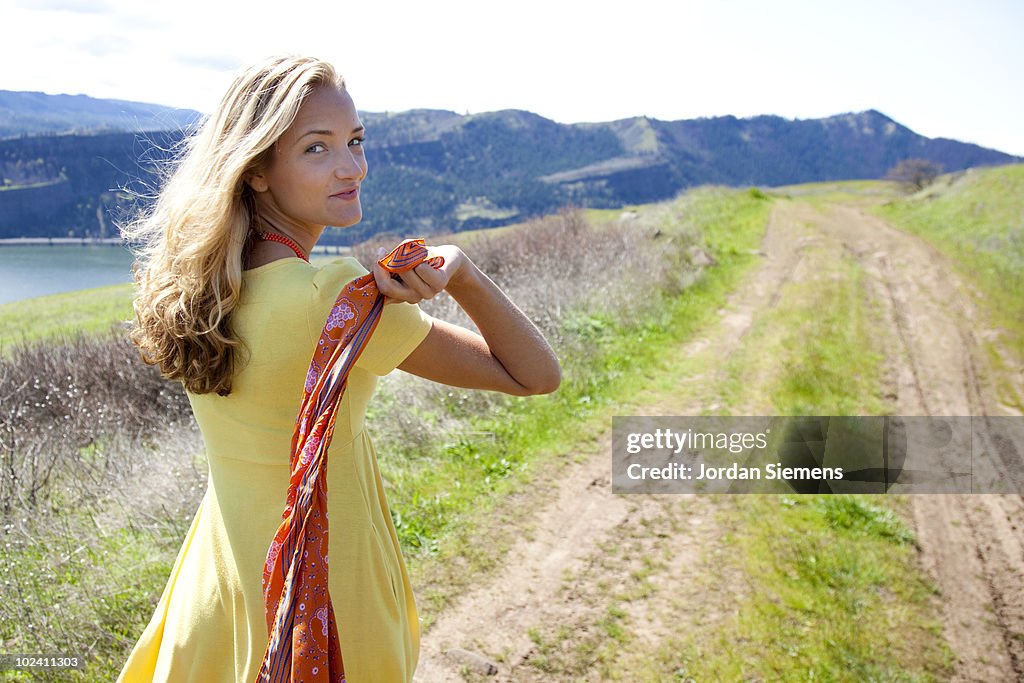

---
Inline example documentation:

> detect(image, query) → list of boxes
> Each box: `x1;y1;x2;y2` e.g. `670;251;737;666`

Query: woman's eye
349;137;365;148
306;143;327;154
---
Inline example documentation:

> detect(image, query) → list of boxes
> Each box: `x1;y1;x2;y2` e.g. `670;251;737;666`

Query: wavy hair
122;56;344;396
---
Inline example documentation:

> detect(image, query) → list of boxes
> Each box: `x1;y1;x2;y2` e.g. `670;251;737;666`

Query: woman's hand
373;241;561;396
372;244;470;304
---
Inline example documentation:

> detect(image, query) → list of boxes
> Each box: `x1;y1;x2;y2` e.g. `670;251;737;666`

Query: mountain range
0;91;1017;243
0;89;201;138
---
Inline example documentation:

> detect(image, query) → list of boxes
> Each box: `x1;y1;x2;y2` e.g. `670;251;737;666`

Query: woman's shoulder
310;256;369;292
242;256;367;291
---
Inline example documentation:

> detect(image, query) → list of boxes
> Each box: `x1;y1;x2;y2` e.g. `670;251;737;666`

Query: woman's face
249;85;367;234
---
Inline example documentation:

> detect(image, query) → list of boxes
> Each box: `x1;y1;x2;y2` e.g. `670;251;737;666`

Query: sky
1;0;1022;155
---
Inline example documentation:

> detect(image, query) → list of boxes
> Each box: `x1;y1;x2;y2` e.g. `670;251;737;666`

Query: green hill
0;90;1017;244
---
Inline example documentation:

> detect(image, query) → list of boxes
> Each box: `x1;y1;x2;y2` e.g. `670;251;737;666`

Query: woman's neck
244;222;320;270
253;209;323;257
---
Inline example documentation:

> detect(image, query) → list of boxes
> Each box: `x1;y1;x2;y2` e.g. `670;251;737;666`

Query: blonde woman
117;55;559;682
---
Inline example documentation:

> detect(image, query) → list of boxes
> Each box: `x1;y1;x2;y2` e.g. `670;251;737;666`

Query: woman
117;55;560;682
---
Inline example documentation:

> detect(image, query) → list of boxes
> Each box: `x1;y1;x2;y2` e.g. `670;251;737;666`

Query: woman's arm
372;245;561;396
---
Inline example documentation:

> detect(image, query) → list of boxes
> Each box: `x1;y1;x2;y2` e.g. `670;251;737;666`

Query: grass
0;509;188;682
453;197;519;222
726;236;892;417
662;495;952;683
0;282;135;353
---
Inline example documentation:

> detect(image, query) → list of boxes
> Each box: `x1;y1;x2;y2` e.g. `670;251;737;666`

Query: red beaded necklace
258;231;309;262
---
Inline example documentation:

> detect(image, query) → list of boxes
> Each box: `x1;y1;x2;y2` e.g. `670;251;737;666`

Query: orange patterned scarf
256;239;443;682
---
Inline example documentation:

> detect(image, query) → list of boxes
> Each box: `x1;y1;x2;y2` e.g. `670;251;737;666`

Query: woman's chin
330;209;363;229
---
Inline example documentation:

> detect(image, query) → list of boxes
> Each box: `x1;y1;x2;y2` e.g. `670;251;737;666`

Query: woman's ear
246;170;269;193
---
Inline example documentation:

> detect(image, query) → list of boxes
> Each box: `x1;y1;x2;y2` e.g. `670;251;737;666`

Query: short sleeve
307;257;434;377
357;301;434;376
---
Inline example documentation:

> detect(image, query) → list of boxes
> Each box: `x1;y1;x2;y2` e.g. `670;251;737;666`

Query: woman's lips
331;187;359;201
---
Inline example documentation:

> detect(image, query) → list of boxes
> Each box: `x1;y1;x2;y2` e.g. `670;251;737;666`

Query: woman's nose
335;150;366;180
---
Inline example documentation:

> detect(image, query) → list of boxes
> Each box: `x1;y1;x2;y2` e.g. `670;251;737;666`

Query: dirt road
415;199;1024;682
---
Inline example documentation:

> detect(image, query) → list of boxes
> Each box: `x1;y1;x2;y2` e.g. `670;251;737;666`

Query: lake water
0;245;136;305
0;244;354;306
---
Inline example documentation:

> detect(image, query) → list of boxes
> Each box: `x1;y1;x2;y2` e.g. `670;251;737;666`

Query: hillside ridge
0;89;202;139
0;90;1018;243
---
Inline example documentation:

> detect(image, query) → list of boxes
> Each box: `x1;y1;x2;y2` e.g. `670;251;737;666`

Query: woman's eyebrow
297;125;364;140
298;129;334;139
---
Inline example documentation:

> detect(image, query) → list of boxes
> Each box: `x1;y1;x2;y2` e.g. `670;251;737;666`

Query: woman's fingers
372;248;449;303
372;258;415;302
393;265;440;300
412;259;448;290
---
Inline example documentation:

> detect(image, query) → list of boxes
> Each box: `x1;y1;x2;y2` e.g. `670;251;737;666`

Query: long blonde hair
123;55;344;395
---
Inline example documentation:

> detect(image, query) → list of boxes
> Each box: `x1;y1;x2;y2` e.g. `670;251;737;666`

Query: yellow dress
117;256;433;683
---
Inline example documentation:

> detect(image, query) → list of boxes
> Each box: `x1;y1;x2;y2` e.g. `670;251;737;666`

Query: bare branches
887;158;943;194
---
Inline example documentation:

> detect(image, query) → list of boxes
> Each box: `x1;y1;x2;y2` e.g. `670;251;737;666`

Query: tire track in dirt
815;203;1024;682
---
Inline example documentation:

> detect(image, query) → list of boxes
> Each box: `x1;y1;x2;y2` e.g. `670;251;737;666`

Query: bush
886;158;943;194
0;331;191;515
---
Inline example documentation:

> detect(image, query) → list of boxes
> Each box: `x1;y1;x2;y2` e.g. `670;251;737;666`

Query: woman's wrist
443;250;483;298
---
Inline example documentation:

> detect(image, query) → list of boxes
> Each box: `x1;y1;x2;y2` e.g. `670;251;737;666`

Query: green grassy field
0;282;135;352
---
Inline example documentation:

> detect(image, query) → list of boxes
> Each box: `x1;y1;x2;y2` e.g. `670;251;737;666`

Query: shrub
886;158;943;194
